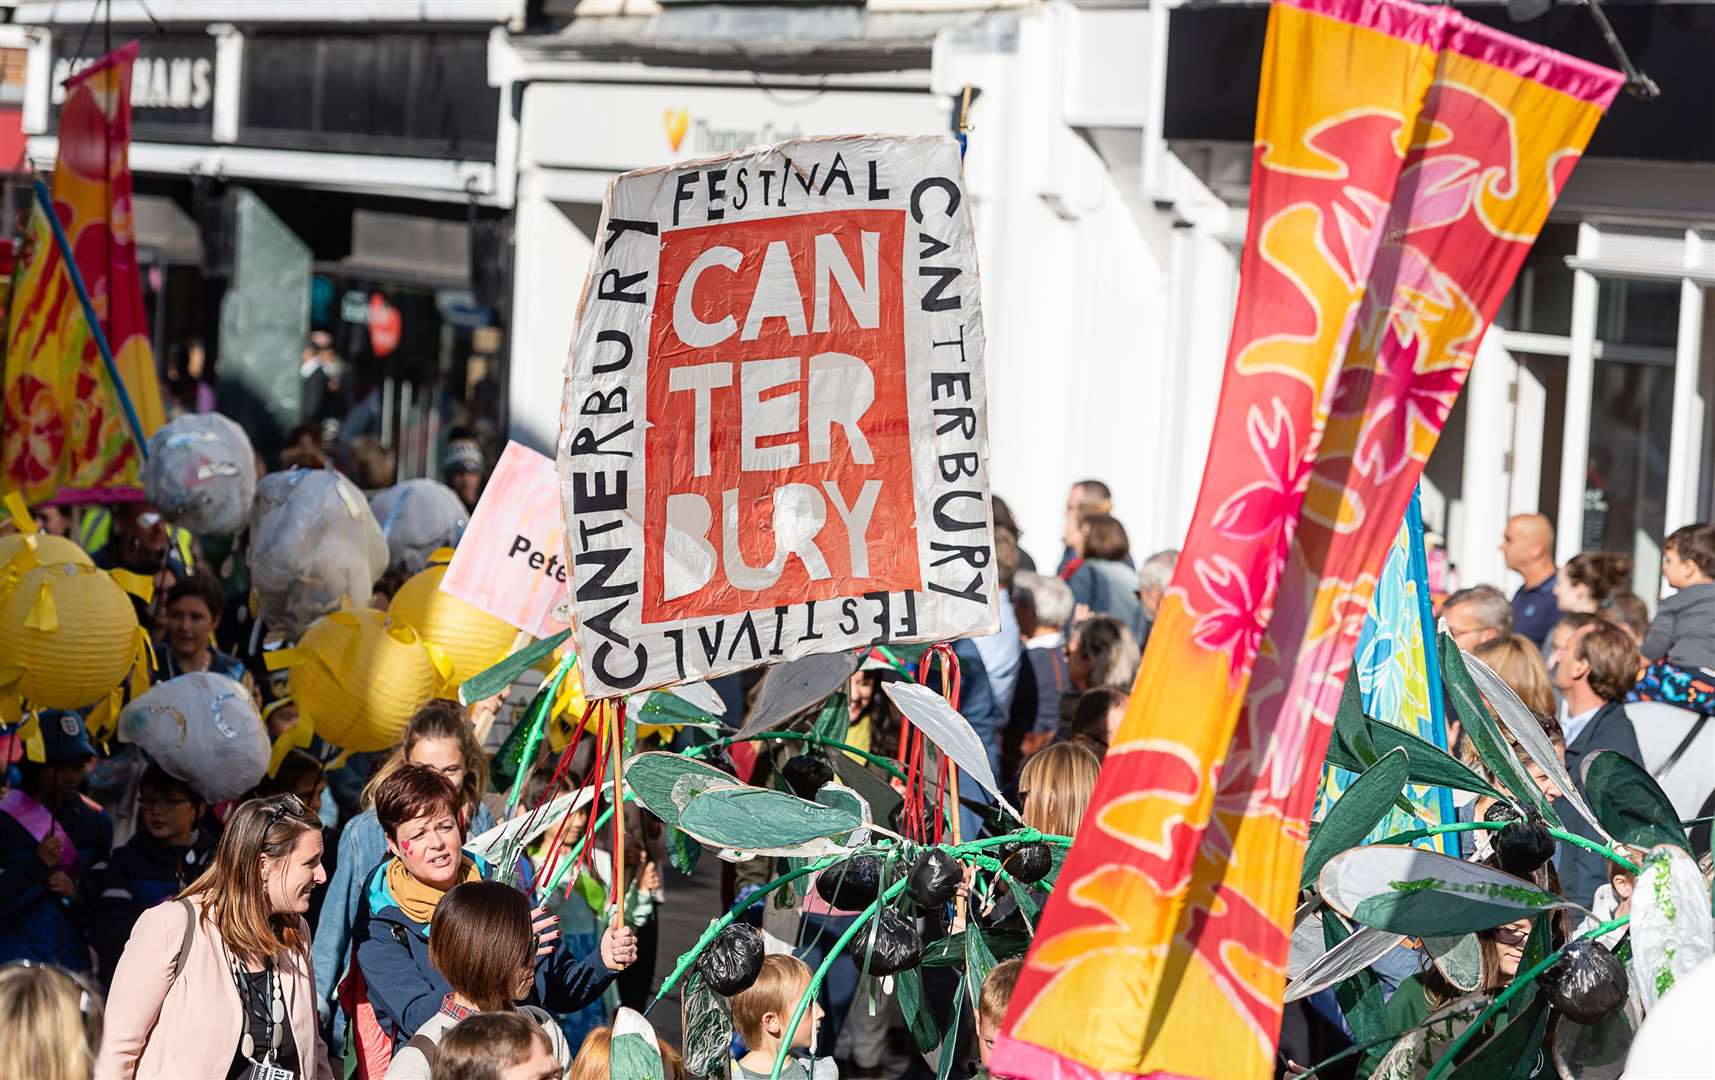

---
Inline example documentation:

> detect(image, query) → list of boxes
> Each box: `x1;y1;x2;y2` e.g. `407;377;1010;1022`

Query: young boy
730;955;833;1080
1644;523;1715;670
1632;523;1715;715
90;765;215;988
975;958;1023;1079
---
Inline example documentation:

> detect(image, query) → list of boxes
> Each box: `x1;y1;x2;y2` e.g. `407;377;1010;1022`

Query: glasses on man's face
138;796;193;810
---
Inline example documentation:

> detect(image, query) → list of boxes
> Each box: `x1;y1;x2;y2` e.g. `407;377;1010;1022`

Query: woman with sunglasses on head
315;701;494;1029
95;794;332;1080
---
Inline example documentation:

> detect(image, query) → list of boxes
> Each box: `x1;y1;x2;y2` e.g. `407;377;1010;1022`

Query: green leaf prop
1284;918;1403;1003
678;785;863;857
458;627;571;704
1319;846;1586;937
632;689;724;733
1425;934;1484;994
894;967;942;1054
666;826;701;875
1463;650;1608;840
831;753;904;830
1437;631;1558;825
1444;994;1549;1080
1318;911;1389;1053
609;1007;666;1080
1326;715;1503;801
922;929;1032;968
814;782;872;847
1582;750;1690;853
1630;844;1715;1011
681;971;733;1079
1302;748;1411;888
811;689;851;746
624;751;738;830
936;976;965;1080
964;917;998;1012
1330;667;1377;768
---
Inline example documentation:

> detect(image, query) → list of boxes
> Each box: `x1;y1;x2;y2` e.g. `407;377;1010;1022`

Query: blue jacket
0;795;113;971
351;852;617;1046
312;802;495;1015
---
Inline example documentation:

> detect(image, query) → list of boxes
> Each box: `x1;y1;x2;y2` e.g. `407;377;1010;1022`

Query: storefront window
1495;222;1577;336
1583;276;1678;598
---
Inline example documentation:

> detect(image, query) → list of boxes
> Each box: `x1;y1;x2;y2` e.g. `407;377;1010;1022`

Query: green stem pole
1376;820;1640;873
1421;915;1632;1080
504;654;574;817
689;731;908;781
771;877;914;1080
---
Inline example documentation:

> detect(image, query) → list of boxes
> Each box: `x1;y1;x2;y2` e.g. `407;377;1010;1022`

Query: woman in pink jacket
96;794;335;1080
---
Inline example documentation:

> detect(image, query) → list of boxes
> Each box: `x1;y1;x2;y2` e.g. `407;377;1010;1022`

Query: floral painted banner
1314;487;1457;852
995;1;1621;1076
2;42;163;505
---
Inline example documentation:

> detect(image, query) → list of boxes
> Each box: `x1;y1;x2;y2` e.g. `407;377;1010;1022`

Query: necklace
224;946;284;1064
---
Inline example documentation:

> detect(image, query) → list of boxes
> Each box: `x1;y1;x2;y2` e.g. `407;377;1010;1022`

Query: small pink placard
441;441;569;638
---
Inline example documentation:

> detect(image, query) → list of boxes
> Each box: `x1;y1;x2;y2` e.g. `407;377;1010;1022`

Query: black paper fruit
1487;804;1556;879
863;909;923;976
697;923;766;996
907;848;961;907
1543;938;1628;1024
814;855;881;911
1001;841;1053;884
781;753;836;799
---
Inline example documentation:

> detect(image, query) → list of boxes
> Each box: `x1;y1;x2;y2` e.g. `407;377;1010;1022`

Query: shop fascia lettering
51;54;211;110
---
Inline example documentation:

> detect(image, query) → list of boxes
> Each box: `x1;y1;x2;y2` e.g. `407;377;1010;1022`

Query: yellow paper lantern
0;532;95;574
387;561;521;687
0;561;146;718
269;608;454;753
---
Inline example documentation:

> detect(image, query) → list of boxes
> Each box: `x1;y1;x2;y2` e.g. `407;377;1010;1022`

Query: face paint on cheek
401;841;412;856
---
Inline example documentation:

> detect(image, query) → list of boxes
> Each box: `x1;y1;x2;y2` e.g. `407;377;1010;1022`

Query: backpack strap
168;898;196;992
404;1032;438;1069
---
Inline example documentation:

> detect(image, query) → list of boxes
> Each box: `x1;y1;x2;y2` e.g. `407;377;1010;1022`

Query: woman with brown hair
1555;551;1632;614
1068;514;1145;639
383;882;571;1078
316;700;495;1024
96;794;333;1080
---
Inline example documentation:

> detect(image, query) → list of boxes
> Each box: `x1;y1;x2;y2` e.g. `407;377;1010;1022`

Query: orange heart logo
663;108;689;153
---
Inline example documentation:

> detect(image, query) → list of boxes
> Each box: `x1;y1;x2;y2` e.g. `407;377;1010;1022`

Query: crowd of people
1;441;1711;1080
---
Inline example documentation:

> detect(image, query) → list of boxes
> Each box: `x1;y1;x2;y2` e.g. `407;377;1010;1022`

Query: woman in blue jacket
347;765;636;1070
314;701;496;1024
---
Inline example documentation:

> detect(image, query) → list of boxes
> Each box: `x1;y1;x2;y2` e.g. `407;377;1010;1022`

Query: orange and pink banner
2;42;163;505
996;1;1620;1076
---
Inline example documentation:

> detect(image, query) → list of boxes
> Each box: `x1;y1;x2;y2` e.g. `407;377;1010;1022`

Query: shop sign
51;32;215;139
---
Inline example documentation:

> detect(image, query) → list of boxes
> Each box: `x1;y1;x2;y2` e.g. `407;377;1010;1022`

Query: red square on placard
642;209;918;622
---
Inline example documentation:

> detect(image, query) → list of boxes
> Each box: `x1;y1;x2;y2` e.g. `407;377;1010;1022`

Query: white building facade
500;0;1715;597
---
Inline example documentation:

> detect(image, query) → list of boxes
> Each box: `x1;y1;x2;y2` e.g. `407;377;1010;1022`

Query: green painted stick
1421;915;1631;1080
1374;820;1640;873
503;654;575;818
689;731;909;781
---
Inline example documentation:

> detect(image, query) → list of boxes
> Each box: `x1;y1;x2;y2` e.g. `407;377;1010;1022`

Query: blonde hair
978;957;1022;1029
730;954;813;1047
0;963;103;1080
1472;634;1555;718
568;1026;684;1080
1020;740;1100;837
180;794;322;968
359;699;490;817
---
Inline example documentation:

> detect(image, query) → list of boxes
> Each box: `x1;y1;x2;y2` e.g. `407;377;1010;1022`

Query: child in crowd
730;955;835;1080
1575;853;1642;949
89;765;217;988
1632;523;1715;714
567;1018;686;1080
976;958;1023;1079
431;1011;560;1080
